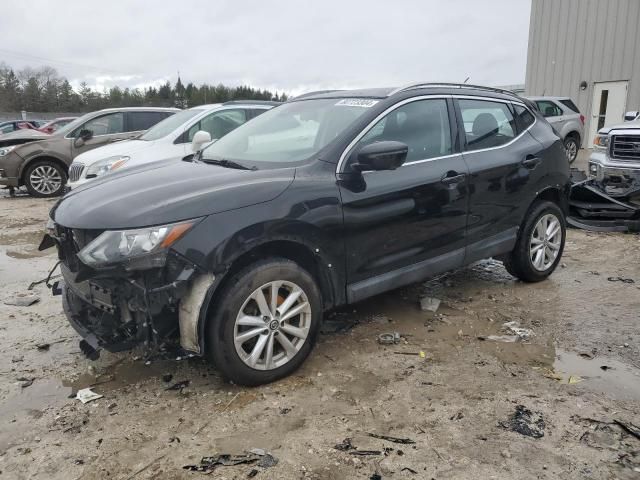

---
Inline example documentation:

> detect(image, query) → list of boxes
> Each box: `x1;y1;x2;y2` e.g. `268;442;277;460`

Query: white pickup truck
589;110;640;197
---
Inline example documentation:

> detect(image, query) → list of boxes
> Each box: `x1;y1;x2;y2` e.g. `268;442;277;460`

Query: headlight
78;220;197;270
593;134;609;149
0;145;17;157
85;156;130;178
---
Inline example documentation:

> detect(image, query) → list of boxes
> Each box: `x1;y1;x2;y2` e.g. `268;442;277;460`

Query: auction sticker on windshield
335;99;379;108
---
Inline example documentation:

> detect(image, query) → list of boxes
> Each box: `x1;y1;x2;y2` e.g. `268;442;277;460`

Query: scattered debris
16;377;34;388
367;433;416;444
165;380;190;392
393;351;426;357
378;332;400;345
76;388;103;404
248;469;259;478
402;467;418;474
479;335;519;343
11;355;24;363
568;375;583;384
499;405;545;438
503;321;533;341
334;437;385;456
350;450;383;457
420;296;441;312
162;373;173;383
607;276;635;284
183;451;278;473
450;411;464;421
370;473;382;480
614;420;640;441
36;343;50;351
279;407;292;415
168;436;181;443
334;438;354;451
4;293;40;306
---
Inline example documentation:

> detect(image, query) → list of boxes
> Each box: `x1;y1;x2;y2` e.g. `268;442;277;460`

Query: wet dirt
0;192;639;479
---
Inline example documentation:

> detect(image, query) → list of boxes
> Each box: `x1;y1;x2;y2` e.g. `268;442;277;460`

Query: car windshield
140;109;203;141
201;98;376;165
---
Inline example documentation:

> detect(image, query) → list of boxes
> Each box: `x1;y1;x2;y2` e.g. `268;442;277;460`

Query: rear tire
24;160;67;197
564;136;579;164
207;258;322;386
503;200;566;282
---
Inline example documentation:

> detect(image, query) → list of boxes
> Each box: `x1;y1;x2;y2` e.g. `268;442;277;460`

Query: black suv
44;83;570;386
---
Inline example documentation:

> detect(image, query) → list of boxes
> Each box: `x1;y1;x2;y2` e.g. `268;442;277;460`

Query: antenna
463;77;470;84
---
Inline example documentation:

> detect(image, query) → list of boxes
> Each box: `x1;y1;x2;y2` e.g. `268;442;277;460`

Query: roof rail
222;100;281;106
388;82;519;97
291;89;344;100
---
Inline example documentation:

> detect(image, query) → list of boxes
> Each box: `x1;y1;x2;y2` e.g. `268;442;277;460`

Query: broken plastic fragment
76;388;103;404
420;296;441;312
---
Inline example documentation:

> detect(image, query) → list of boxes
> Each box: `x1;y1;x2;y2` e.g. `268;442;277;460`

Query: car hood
52;159;296;229
73;139;159;165
600;119;640;134
0;129;50;141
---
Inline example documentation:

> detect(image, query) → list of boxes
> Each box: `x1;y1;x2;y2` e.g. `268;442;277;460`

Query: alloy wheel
565;139;578;162
233;280;311;371
529;213;562;271
29;165;62;195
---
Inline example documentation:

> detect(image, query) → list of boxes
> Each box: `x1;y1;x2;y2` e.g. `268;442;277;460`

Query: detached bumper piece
568;171;640;233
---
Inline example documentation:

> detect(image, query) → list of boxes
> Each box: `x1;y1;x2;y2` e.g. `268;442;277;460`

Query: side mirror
191;130;212;152
351;141;408;172
79;129;93;141
624;111;639;122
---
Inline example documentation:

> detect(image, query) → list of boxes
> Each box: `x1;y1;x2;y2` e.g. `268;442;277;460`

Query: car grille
69;163;85;182
610;135;640;162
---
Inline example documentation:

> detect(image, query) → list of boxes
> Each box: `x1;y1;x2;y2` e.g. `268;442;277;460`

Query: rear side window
535;100;563;118
513;104;535;133
559;99;580;113
127;111;172;132
458;99;516;151
248;108;269;119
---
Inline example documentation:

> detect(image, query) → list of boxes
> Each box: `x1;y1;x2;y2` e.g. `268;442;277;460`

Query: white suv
67;101;278;188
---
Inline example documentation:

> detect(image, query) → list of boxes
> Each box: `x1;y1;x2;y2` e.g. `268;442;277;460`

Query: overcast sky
1;0;531;95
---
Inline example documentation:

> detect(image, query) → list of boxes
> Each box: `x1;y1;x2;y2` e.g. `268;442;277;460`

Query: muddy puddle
552;349;640;401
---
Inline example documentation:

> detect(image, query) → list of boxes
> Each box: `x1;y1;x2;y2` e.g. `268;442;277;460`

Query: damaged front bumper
44;228;215;356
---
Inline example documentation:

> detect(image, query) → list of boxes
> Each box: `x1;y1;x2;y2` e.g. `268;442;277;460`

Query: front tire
207;258;322;386
564;136;579;164
503;200;566;282
24;160;67;197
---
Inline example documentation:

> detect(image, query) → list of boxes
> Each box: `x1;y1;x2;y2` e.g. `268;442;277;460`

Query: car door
338;97;469;302
70;111;129;158
456;97;545;262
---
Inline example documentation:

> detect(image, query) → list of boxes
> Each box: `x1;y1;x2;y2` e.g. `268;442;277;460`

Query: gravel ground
0;187;639;480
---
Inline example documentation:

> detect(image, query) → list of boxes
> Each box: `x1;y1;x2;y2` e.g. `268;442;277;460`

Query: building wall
525;0;640;144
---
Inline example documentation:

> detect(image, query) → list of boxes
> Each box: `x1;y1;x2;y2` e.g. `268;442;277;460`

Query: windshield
140;108;202;141
55;112;96;137
201;98;376;165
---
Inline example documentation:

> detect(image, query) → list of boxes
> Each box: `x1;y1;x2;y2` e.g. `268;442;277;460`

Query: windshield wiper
201;158;256;170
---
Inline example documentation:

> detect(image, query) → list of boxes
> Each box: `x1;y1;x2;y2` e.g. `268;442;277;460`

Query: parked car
0;120;38;134
67;101;277;188
526;96;584;163
38;117;77;134
0;107;177;197
589;112;640;196
45;83;569;386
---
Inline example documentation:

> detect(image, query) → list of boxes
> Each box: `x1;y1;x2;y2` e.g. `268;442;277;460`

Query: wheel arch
190;238;342;356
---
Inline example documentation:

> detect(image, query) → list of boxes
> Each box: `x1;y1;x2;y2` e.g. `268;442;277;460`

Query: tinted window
249;108;269;119
535;100;563;117
559;99;580;113
82;112;124;136
141;109;202;141
127;111;172;132
459;99;516;151
513;104;535;132
354;99;452;162
186;109;246;142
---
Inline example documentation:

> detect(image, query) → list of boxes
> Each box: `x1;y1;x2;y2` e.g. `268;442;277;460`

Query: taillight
580;114;585;125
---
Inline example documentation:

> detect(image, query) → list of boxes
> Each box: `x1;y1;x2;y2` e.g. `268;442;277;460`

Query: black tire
564;136;579;164
207;258;322;386
503;200;566;283
24;160;67;197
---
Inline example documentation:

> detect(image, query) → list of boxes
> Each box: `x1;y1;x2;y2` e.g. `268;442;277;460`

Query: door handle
522;155;541;169
440;172;466;185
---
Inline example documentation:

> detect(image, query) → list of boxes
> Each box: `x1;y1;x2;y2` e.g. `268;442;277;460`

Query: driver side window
353;99;452;163
74;112;124;137
186;109;246;142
